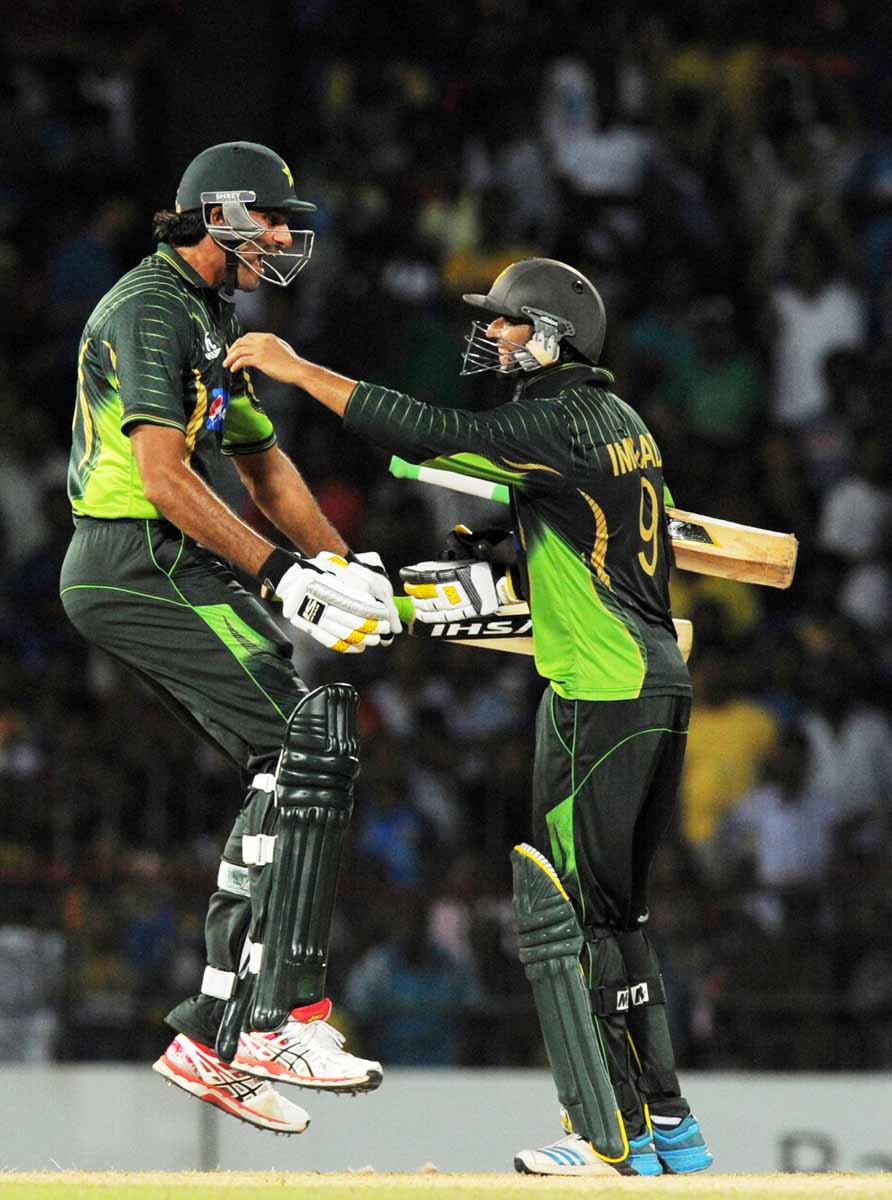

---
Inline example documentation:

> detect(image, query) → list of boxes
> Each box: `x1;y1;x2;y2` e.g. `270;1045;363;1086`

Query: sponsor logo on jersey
204;332;223;360
206;387;229;433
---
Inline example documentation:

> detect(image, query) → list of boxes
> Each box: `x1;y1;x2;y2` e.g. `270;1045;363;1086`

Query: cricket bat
393;596;693;663
389;456;798;589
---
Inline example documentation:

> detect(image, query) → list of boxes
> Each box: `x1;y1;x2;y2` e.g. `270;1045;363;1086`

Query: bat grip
394;594;416;625
389;456;416;480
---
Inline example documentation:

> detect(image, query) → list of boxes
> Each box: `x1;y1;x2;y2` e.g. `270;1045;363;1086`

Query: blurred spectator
797;347;864;491
770;220;865;428
714;725;841;932
354;734;436;888
0;913;65;1062
799;648;892;862
679;645;779;867
345;895;478;1065
817;432;892;561
660;296;764;449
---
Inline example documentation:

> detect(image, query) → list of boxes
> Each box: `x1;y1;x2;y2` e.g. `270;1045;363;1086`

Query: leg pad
250;683;359;1031
512;843;627;1161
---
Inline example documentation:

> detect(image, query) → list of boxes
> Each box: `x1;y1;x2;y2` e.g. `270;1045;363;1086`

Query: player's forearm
146;464;274;576
223;335;356;416
238;451;347;557
289;360;356;417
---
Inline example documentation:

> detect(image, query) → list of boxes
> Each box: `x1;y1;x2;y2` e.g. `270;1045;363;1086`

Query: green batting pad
511;844;627;1161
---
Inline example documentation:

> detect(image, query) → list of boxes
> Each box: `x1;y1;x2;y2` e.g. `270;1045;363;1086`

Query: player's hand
400;559;517;624
344;550;403;641
306;549;402;643
224;333;302;383
260;549;396;653
442;524;518;565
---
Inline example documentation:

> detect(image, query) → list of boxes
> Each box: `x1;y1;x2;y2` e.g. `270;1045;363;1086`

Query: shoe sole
657;1149;714;1174
235;1060;383;1095
514;1156;616;1177
152;1056;309;1134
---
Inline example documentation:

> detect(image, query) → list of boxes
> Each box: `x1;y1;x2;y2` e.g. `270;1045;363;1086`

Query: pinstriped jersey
345;363;689;701
68;243;276;518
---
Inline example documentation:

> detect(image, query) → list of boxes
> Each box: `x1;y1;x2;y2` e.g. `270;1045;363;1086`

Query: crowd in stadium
2;0;891;1071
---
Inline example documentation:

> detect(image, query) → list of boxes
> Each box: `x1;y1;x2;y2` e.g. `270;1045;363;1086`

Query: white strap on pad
201;965;236;1001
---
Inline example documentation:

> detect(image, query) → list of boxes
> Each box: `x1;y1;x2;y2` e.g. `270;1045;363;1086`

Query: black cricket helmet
461;258;606;375
176;141;316;287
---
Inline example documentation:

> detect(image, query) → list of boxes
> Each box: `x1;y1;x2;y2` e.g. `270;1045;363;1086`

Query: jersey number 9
638;477;659;577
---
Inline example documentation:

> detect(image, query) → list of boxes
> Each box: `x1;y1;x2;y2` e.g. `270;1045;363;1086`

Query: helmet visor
200;191;314;286
461;320;528;375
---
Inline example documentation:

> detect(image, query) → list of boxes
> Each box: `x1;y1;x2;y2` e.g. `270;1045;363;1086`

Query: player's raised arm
225;333;357;416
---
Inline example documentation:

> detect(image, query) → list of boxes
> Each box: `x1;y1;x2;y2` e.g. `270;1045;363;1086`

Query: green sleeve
105;290;192;434
221;367;277;456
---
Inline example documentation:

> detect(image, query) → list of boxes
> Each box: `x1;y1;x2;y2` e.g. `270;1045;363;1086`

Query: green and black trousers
533;685;693;1138
61;516;307;1046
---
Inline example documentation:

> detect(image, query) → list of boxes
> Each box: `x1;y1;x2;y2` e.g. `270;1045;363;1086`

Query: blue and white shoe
652;1113;713;1173
513;1133;618;1177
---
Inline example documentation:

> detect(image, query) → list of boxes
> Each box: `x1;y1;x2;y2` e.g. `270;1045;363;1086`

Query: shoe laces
280;1016;346;1052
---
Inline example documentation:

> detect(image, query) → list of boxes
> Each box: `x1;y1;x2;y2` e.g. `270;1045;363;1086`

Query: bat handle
389;456;415;479
394;594;416;625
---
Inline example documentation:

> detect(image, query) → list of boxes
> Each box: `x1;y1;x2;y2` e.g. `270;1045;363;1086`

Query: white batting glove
400;559;516;624
260;549;395;654
345;551;403;639
302;550;402;643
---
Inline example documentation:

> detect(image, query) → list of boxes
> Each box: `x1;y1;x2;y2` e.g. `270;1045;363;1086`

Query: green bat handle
389;456;511;504
394;594;415;625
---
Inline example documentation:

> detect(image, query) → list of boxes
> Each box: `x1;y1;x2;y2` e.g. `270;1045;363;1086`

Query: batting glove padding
262;549;397;653
343;550;402;640
400;558;516;624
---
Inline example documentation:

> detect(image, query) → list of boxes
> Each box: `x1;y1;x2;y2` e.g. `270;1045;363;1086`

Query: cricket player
60;141;402;1133
224;258;713;1173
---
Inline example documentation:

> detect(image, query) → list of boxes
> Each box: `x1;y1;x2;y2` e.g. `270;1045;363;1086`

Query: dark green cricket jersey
345;363;690;701
68;243;276;518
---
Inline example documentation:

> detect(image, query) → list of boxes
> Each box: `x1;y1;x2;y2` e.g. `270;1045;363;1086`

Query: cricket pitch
2;1172;892;1200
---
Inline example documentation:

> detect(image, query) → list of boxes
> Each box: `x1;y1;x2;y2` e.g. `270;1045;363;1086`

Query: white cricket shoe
514;1132;618;1176
234;997;383;1094
153;1033;310;1134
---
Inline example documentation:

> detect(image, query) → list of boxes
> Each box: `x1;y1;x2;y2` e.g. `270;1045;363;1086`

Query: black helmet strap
220;247;239;304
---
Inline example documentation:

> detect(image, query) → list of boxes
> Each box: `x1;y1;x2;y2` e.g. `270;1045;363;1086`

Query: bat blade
666;508;798;589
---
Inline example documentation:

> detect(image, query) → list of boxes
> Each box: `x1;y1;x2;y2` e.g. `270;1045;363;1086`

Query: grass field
3;1172;892;1200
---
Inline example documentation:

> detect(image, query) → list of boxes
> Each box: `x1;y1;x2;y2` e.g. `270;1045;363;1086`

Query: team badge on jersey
206;387;230;437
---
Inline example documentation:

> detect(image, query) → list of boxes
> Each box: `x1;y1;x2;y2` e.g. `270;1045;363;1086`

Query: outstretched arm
225;334;355;417
224;333;565;476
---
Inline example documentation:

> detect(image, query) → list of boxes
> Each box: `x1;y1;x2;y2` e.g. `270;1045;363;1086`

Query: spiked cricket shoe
234;997;383;1094
153;1033;310;1133
514;1132;619;1176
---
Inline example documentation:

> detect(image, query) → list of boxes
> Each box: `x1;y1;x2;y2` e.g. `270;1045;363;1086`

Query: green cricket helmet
176;141;317;287
461;258;606;375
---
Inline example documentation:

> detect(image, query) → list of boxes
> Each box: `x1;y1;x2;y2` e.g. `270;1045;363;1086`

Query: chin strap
219;247;239;303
